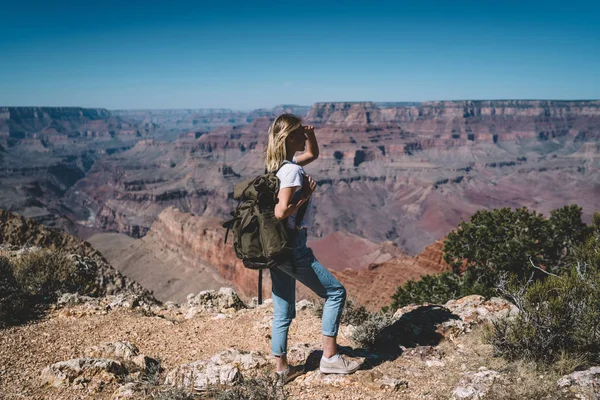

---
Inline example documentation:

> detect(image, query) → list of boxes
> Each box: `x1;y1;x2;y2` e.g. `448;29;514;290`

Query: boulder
295;299;313;311
557;366;600;399
41;358;127;389
165;349;267;391
444;295;518;325
185;287;246;318
112;382;153;399
451;367;500;399
84;341;159;375
85;341;140;360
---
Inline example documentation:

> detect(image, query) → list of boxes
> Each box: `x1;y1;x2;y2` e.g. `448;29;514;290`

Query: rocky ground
1;289;598;400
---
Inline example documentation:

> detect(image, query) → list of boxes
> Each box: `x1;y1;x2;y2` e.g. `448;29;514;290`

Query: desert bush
312;298;370;326
489;266;600;366
572;231;600;269
211;376;286;400
312;298;395;349
11;249;97;302
151;386;196;400
390;271;464;310
0;256;27;326
443;205;591;296
340;299;370;326
482;359;569;400
350;311;395;349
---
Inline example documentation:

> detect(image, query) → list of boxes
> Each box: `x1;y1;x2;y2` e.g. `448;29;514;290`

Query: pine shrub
489;267;600;366
390;272;464;310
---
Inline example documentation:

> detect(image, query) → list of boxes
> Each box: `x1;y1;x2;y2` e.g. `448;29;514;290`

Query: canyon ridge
2;101;600;306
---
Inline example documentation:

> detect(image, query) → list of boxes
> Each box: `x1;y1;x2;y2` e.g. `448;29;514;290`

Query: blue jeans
269;228;347;356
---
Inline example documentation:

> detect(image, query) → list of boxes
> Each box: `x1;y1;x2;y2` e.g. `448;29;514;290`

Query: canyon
68;100;600;254
87;206;448;310
3;100;600;307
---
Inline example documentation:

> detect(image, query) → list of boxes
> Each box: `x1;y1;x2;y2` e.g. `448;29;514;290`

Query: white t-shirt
276;158;311;230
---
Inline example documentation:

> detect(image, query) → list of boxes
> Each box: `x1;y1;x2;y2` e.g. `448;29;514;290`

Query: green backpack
222;162;308;303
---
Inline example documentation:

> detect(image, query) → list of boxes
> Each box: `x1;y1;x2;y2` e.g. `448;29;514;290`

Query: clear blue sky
1;0;599;110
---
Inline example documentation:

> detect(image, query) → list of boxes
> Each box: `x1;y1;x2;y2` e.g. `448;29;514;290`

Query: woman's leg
269;265;296;371
277;230;347;356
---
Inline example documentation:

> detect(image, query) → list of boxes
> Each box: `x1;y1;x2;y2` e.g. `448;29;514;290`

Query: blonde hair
265;113;303;172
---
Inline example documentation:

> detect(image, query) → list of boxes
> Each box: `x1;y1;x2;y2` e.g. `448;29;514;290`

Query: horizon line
2;98;600;112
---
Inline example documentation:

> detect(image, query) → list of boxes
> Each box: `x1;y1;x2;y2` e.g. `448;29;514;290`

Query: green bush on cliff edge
0;248;98;327
389;205;597;311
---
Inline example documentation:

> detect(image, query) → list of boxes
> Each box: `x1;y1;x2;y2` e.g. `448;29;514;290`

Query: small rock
185;287;246;316
557;366;600;398
452;368;500;399
165;349;267;391
112;382;153;399
131;354;160;374
257;298;273;308
295;299;313;311
84;342;159;375
57;293;97;307
426;360;446;368
372;376;408;391
41;358;127;389
107;294;142;310
342;324;356;339
85;341;139;360
164;301;179;310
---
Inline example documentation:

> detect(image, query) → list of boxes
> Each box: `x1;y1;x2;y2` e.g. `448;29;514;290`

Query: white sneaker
319;354;361;374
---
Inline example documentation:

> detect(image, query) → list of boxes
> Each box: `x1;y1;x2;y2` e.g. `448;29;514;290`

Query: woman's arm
294;126;319;166
274;186;308;220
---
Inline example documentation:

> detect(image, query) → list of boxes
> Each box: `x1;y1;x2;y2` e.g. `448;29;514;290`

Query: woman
265;113;362;384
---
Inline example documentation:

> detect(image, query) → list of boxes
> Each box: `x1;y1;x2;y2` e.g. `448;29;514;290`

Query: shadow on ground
303;305;461;372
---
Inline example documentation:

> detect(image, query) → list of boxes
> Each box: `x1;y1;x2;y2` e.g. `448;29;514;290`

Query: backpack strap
258;269;263;305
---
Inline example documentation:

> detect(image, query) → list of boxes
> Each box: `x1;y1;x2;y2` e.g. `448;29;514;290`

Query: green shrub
390;272;464;310
150;386;196;400
387;206;596;317
572;231;600;269
489;266;600;366
340;299;370;326
350;312;395;349
211;376;286;400
312;298;370;326
443;205;590;296
0;256;27;326
11;249;97;302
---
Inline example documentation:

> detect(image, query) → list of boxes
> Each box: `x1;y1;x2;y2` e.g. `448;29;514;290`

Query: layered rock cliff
66;101;600;255
145;207;267;300
5;100;600;263
92;206;450;309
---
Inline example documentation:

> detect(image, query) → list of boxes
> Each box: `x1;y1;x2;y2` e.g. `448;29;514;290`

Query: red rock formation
332;240;451;310
144;207;272;301
140;207;451;308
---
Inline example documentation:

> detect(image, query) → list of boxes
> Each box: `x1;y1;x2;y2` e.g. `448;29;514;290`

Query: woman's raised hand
303;125;315;137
